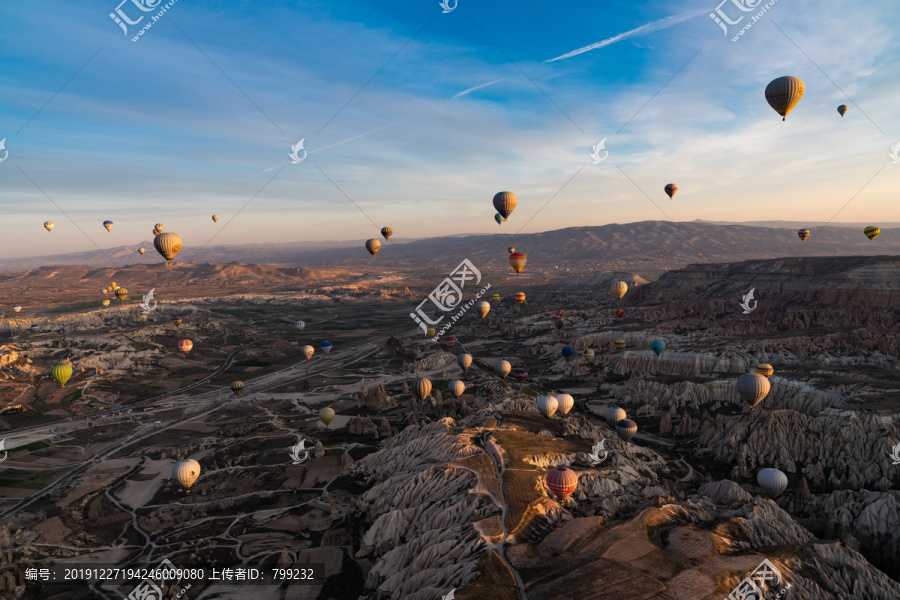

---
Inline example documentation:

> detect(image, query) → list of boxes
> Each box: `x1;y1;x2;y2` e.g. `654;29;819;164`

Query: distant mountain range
1;221;898;273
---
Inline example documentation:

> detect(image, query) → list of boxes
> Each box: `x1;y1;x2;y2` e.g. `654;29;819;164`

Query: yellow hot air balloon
138;248;145;255
365;239;381;257
101;299;110;307
51;361;73;387
154;232;183;265
476;300;490;318
864;226;880;241
426;327;436;339
491;293;501;303
756;364;774;378
115;288;128;303
43;221;54;232
172;459;201;493
231;381;244;397
212;215;219;223
154;223;165;233
611;281;628;300
111;282;117;288
765;76;805;121
319;407;335;427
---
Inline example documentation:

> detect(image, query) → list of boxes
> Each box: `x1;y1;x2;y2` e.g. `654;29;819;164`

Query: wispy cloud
452;79;504;98
544;10;707;63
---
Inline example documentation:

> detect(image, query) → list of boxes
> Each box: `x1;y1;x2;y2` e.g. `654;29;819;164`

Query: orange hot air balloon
546;467;578;502
475;301;490;318
508;247;515;254
765;76;805;121
664;183;677;198
509;252;527;274
152;228;160;236
514;292;526;304
178;339;193;356
365;239;381;257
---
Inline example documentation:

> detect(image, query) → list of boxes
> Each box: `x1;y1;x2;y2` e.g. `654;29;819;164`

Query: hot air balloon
294;320;305;331
102;289;109;295
457;354;473;371
491;294;501;303
509;252;527;274
511;368;528;382
737;372;770;409
837;104;848;117
756;364;774;378
12;305;21;313
611;281;628;300
154;223;165;233
616;308;625;319
103;220;114;232
554;319;564;330
448;380;465;398
445;336;456;349
494;360;511;378
864;226;880;241
606;407;626;424
546;467;578;502
178;339;193;357
493;191;517;219
765;76;805;121
514;292;526;305
154;232;183;265
757;468;788;498
476;301;491;318
321;341;333;354
138;314;147;322
51;361;73;387
212;215;219;223
650;340;665;355
512;306;521;316
172;317;182;326
139;248;145;255
319;407;335;427
494;213;505;225
583;349;594;362
616;418;638;442
537;396;558;418
110;282;118;289
115;288;128;303
152;228;160;236
172;459;200;493
664;183;678;198
615;339;626;350
366;239;381;256
561;347;576;362
231;381;244;397
101;300;110;307
555;310;564;317
797;229;810;242
381;227;392;240
44;221;54;232
413;378;432;401
556;393;574;416
301;345;314;360
508;247;515;254
426;327;436;339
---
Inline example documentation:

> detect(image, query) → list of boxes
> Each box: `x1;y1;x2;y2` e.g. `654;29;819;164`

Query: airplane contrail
453;79;504;99
544;10;707;63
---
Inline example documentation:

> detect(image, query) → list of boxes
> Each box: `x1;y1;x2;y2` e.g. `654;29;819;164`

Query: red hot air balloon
664;183;678;198
178;339;193;357
546;467;578;502
509;252;527;274
514;292;526;304
445;336;456;349
616;308;625;319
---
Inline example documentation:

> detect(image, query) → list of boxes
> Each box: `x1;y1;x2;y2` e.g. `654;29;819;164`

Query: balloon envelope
556;393;574;416
321;341;333;354
476;301;490;318
546;467;578;501
493;191;517;219
294;320;305;330
837;104;848;116
301;345;314;360
514;292;526;304
494;213;505;225
537;396;558;418
797;229;810;242
457;353;473;370
511;367;528;382
615;308;625;319
12;305;21;313
319;407;335;426
448;380;465;398
172;459;201;492
212;215;219;223
616;418;638;442
758;468;788;498
765;76;805;120
178;339;193;356
103;220;114;232
154;223;165;233
491;294;501;303
507;247;515;254
611;281;628;300
756;364;774;378
509;252;527;274
664;183;677;198
606;407;626;424
651;340;665;355
231;381;244;397
583;349;594;362
864;226;880;240
426;327;436;339
737;373;770;409
44;221;54;231
494;360;511;378
615;339;626;349
154;232;183;264
115;288;128;302
413;378;432;401
51;362;73;387
365;239;381;256
139;248;145;254
381;227;392;240
561;346;576;362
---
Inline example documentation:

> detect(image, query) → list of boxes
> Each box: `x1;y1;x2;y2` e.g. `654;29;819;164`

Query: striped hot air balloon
231;381;244;397
546;467;578;501
448;380;465;398
178;339;193;356
51;361;73;387
493;191;517;219
537;396;557;417
664;183;677;198
737;372;770;409
756;364;774;378
511;367;528;382
757;468;788;498
615;339;626;350
426;327;436;339
115;288;128;303
864;226;880;241
509;252;527;274
611;281;628;300
44;221;54;232
381;227;393;240
413;378;432;401
765;76;805;121
797;229;810;242
616;418;638;442
154;232;183;265
294;320;305;331
491;293;501;303
514;292;526;305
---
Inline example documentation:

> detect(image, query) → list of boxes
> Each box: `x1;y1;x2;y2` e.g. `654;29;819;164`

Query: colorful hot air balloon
511;368;528;382
321;341;333;354
494;360;511;378
650;340;665;355
152;228;160;236
737;372;770;410
154;232;183;265
491;293;501;303
426;327;436;339
171;317;182;326
366;239;381;256
616;419;638;442
514;292;526;305
561;347;576;362
231;381;244;397
757;468;788;498
797;229;810;242
606;407;626;424
765;76;805;121
583;348;594;362
154;223;165;233
413;378;432;401
381;227;393;240
493;191;517;219
212;215;219;223
301;345;314;360
756;364;774;378
611;281;628;300
101;300;110;307
615;308;625;319
864;226;880;241
494;213;505;225
476;301;491;318
178;339;193;357
537;396;558;418
172;459;201;493
294;320;305;331
615;339;626;350
555;310;564;317
445;336;456;349
115;288;128;303
448;380;465;398
556;393;574;416
457;354;473;371
139;248;145;255
319;407;335;427
664;183;678;198
51;361;73;387
103;220;114;232
837;104;848;117
12;305;21;313
44;221;54;232
546;467;578;502
509;252;527;274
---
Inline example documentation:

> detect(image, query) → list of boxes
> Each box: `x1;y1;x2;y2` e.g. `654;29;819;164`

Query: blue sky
0;0;898;259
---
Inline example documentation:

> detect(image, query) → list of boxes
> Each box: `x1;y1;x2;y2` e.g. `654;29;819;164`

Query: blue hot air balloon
321;341;333;354
561;346;576;362
651;340;666;356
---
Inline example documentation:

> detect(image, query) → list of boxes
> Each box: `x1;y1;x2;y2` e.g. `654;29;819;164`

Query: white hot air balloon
494;360;511;379
556;393;574;416
448;380;465;399
536;396;558;418
757;468;788;498
606;407;626;424
457;353;473;371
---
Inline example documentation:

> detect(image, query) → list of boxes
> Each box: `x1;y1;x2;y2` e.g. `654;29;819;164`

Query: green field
0;467;69;490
